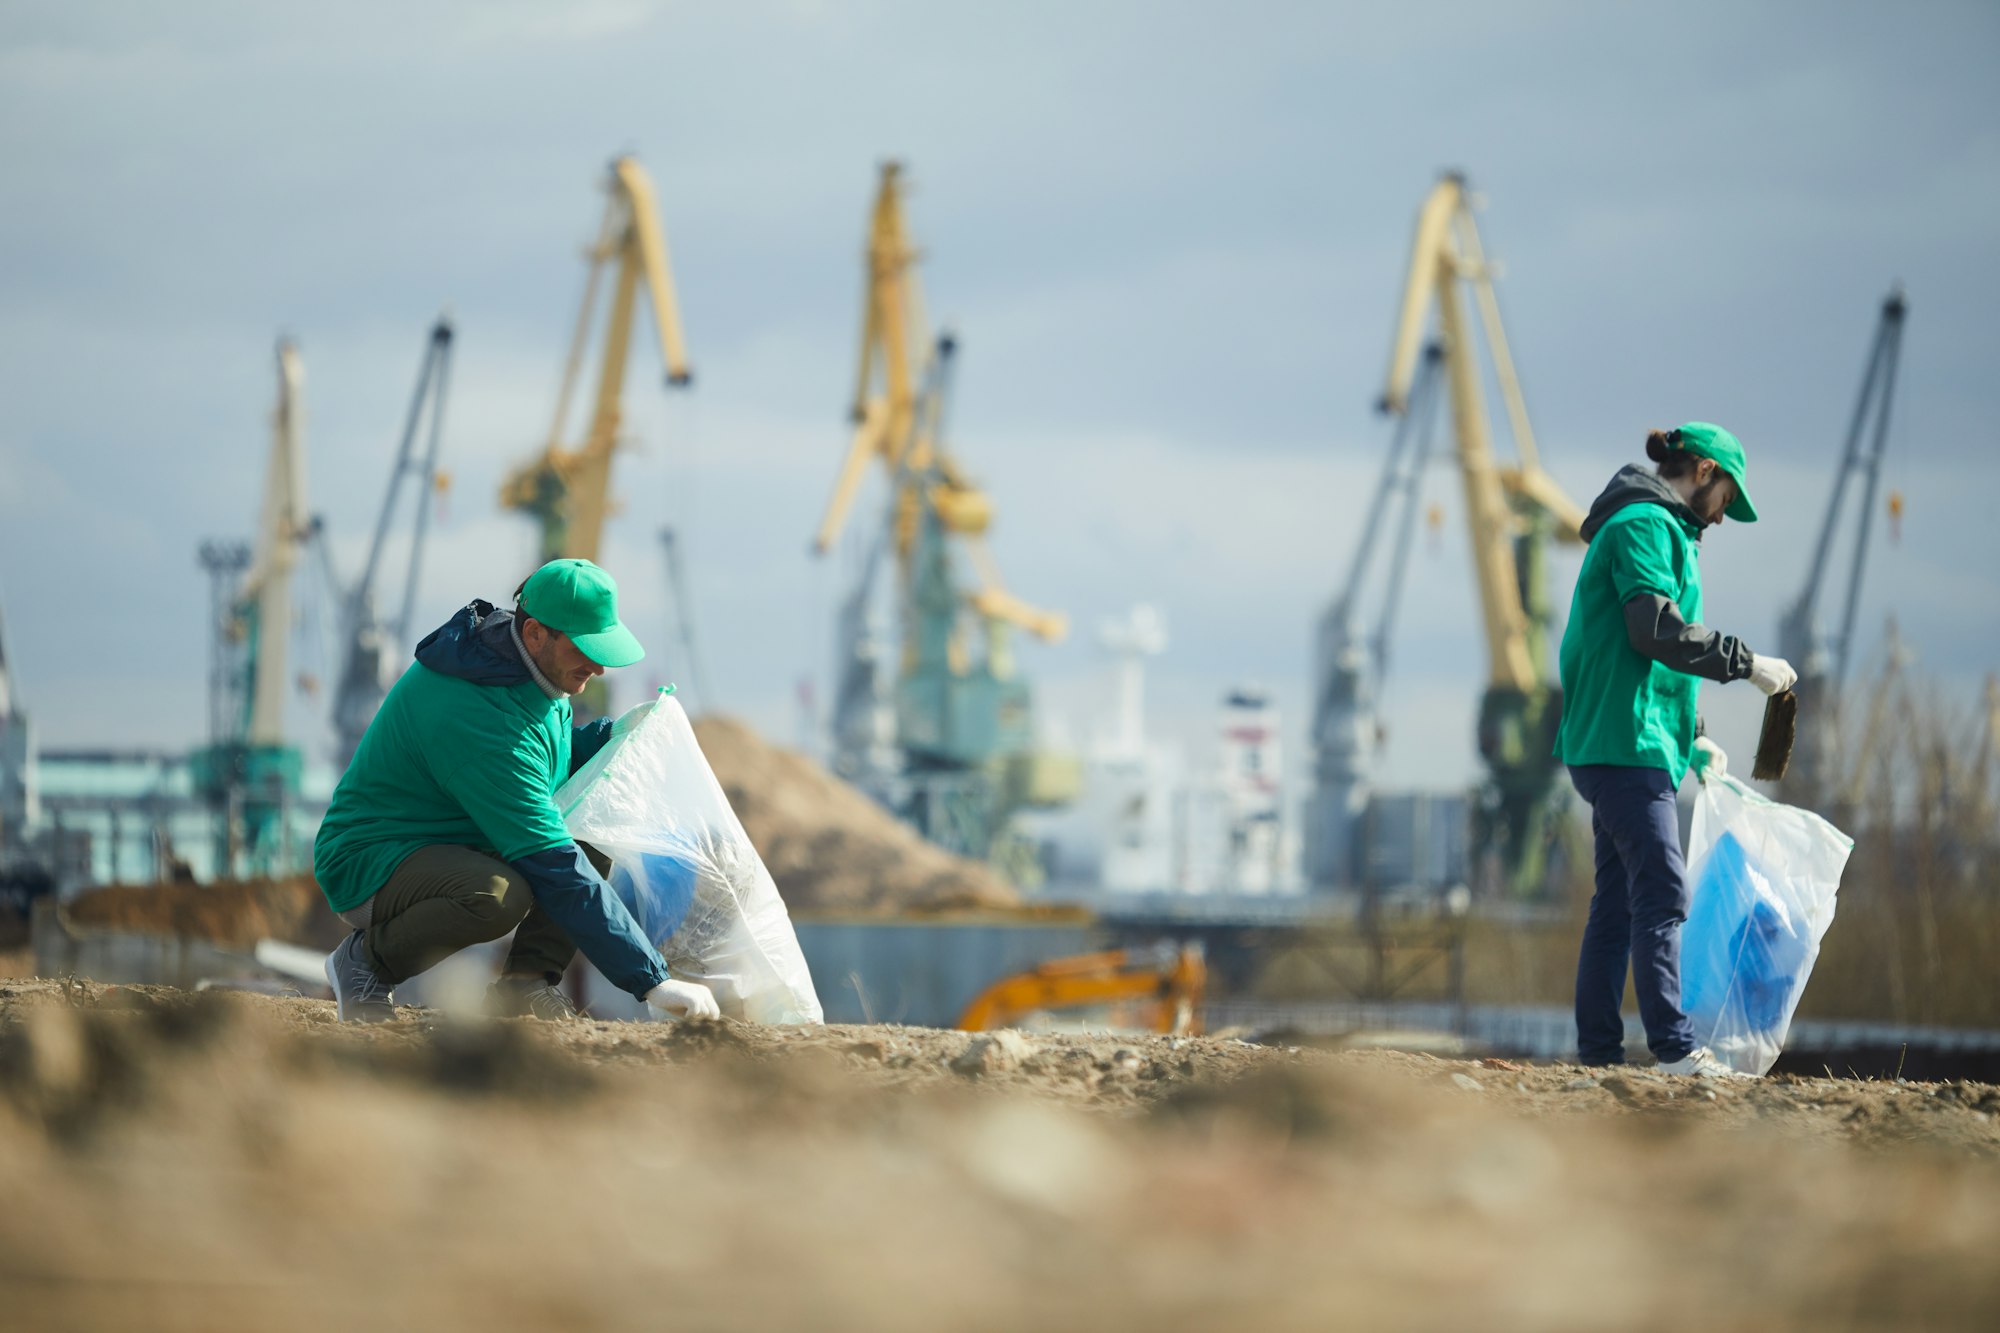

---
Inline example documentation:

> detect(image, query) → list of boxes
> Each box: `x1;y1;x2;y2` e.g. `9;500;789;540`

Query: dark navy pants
1567;764;1696;1065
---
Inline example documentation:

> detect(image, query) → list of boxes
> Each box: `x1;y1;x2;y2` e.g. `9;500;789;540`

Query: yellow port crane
1379;171;1585;898
501;155;692;566
813;161;1066;645
193;339;312;878
812;161;1073;879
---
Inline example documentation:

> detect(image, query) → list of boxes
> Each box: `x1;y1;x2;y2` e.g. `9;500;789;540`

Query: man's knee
461;870;534;935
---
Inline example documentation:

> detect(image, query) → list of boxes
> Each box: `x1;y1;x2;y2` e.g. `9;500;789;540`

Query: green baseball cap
1672;422;1758;523
518;559;645;668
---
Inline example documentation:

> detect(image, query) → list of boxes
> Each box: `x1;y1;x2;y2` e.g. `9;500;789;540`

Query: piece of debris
950;1030;1035;1077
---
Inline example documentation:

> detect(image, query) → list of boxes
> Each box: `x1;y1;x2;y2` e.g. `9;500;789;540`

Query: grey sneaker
324;930;396;1023
489;976;580;1021
1657;1045;1755;1078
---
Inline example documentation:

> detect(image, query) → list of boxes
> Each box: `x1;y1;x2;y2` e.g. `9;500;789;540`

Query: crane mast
813;163;1066;646
812;162;1073;879
195;339;313;878
1306;342;1444;890
330;315;454;769
501;155;692;566
1375;173;1584;899
1778;288;1908;807
240;340;311;747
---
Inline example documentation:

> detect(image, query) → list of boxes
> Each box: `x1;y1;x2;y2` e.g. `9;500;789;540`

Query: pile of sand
63;876;345;950
693;715;1021;915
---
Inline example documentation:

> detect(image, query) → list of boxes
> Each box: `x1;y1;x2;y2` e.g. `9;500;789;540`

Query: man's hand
646;978;719;1021
1748;654;1798;696
1691;737;1728;784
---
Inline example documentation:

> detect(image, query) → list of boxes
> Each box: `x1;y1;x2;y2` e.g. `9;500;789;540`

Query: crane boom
1306;343;1444;890
1778;288;1908;806
1383;174;1581;692
1374;172;1585;899
1785;288;1908;689
815;163;1075;879
501;155;692;565
813;162;1065;644
239;339;310;747
331;316;454;769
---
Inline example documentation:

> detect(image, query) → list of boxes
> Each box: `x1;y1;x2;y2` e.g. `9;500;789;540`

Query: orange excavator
955;945;1206;1035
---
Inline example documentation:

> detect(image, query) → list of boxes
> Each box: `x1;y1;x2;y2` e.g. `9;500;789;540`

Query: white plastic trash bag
1681;773;1852;1074
554;691;823;1025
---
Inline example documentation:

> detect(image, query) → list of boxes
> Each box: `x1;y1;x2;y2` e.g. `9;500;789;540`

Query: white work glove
1747;654;1798;696
645;978;719;1021
1690;737;1728;784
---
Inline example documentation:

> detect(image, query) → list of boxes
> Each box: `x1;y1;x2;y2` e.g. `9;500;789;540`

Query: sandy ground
1;978;1995;1331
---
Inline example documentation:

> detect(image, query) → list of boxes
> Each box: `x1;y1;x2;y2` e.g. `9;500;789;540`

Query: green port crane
194;338;314;877
812;162;1075;882
1375;172;1585;900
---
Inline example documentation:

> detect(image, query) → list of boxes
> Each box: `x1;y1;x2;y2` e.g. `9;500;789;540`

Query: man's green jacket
1555;466;1755;786
313;600;669;999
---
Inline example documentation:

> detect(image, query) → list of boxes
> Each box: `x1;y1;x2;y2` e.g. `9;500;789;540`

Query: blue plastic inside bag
1681;831;1811;1041
608;848;699;944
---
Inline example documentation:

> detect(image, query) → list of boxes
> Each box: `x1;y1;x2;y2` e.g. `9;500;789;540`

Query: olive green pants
344;843;608;986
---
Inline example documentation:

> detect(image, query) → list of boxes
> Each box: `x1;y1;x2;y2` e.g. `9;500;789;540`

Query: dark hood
1578;465;1707;543
413;599;532;686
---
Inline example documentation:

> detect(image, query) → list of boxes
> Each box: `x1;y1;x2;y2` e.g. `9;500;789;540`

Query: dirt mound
63;875;345;949
0;982;1997;1330
694;714;1021;914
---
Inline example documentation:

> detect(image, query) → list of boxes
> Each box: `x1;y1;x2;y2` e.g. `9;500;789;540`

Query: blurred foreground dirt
1;980;1996;1331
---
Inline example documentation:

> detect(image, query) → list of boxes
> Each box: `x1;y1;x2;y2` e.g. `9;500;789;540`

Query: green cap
518;559;645;668
1672;422;1758;523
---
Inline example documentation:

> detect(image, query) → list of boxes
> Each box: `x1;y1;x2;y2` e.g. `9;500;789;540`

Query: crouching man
312;557;718;1024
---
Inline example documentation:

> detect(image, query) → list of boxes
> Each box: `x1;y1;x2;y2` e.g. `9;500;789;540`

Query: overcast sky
2;0;1996;797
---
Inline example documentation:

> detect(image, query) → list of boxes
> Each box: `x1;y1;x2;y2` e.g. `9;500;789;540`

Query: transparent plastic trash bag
1681;773;1851;1074
554;691;823;1025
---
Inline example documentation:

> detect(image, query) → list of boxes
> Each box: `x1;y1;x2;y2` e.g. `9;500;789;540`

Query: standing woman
1554;423;1797;1076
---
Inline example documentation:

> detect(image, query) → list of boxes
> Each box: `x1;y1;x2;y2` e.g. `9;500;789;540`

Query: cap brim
1725;482;1758;523
569;621;645;669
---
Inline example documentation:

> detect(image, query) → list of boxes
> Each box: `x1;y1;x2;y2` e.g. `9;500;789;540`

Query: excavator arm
956;947;1206;1034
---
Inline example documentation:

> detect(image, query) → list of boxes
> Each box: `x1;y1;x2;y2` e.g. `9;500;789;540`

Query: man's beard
532;642;584;695
1690;476;1731;524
